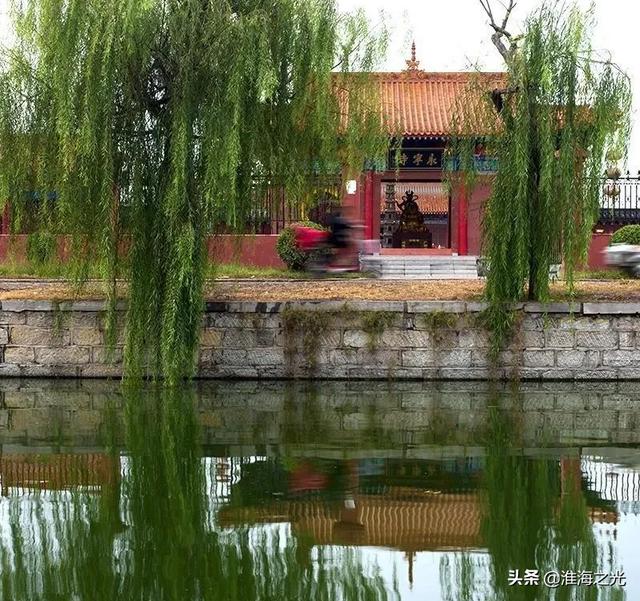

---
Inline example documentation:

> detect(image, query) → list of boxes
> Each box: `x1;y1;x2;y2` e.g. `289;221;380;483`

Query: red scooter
293;223;359;275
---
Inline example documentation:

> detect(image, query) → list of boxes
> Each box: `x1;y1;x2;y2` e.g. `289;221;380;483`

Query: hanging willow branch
0;0;389;384
451;1;632;314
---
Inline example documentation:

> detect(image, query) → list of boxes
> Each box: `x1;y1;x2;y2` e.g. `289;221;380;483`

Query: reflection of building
218;457;486;550
582;455;640;519
220;490;483;551
217;455;622;586
0;454;118;495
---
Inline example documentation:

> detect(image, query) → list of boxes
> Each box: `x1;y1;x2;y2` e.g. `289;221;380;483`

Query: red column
372;173;382;241
457;188;468;256
363;171;374;239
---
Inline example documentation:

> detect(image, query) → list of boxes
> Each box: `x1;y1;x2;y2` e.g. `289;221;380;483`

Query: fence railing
599;170;640;226
241;177;342;235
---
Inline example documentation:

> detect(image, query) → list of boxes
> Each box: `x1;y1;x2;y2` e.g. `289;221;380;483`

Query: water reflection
474;405;624;600
1;380;639;600
0;386;393;601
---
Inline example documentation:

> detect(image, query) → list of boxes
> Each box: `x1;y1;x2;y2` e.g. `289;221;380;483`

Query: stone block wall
1;299;640;379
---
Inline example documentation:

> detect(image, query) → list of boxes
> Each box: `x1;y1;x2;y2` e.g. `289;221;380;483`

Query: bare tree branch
500;0;516;31
478;0;518;63
478;0;496;25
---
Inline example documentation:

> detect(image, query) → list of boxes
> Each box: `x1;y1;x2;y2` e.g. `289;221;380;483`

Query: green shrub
611;225;640;246
276;220;326;271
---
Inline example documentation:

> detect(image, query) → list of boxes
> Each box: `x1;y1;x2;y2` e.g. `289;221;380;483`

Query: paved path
0;277;638;302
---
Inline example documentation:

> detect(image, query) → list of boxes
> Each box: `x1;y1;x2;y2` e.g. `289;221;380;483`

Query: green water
1;380;639;600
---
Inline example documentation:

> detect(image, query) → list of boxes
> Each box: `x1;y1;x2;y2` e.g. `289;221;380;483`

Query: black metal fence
241;177;342;235
599;170;640;225
245;170;640;234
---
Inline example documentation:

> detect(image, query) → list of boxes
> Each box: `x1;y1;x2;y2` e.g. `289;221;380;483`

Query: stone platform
360;254;479;279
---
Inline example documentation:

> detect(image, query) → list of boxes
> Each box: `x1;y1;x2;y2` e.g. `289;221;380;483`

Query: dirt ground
1;277;640;302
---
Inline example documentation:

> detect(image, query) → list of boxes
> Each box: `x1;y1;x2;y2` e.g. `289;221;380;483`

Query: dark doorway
380;181;451;248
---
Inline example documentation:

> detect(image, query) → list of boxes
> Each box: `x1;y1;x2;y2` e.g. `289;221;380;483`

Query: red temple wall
0;231;619;271
448;177;492;255
0;234;27;260
467;181;492;256
0;234;285;269
207;235;285;268
587;232;613;270
0;170;616;270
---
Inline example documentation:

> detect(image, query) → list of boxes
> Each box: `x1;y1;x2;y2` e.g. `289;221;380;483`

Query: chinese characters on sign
388;148;498;173
508;569;627;588
388;148;443;170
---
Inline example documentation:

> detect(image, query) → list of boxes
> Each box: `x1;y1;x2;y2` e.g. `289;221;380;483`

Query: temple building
184;46;640;270
342;44;504;259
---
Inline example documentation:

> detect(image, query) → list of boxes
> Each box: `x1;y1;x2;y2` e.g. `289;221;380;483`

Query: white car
603;243;640;277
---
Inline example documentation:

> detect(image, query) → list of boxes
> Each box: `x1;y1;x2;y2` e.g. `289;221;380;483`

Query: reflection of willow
481;406;561;601
281;383;333;445
440;402;624;601
280;382;393;449
0;386;393;601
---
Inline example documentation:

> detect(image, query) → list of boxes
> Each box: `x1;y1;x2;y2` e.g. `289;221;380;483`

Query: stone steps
360;254;480;280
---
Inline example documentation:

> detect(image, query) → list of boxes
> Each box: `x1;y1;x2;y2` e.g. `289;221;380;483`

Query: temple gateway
341;45;504;265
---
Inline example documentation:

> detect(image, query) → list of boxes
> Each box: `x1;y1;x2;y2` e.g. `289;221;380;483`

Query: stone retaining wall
1;300;640;379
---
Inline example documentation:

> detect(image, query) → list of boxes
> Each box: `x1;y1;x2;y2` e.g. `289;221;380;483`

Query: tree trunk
528;104;541;301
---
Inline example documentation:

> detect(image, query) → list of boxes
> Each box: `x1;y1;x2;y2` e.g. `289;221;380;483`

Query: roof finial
404;41;421;72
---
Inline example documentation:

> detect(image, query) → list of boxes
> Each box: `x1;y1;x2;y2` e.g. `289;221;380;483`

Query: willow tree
453;1;631;308
0;0;388;383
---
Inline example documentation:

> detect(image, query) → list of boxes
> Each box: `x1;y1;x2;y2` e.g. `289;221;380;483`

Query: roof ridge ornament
404;41;423;73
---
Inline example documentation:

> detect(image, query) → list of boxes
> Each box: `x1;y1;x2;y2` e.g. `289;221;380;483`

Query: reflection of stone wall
1;380;639;448
2;300;640;380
